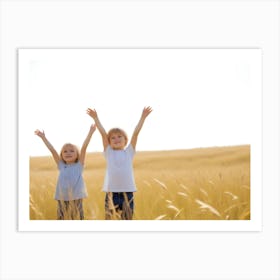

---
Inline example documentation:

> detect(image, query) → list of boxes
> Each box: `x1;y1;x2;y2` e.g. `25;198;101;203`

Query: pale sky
18;48;262;156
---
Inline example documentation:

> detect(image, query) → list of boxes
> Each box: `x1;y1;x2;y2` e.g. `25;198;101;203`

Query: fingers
34;129;44;137
143;106;153;115
91;124;97;130
86;108;97;117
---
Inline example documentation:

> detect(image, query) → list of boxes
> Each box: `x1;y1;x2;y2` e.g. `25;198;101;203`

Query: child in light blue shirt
34;124;96;220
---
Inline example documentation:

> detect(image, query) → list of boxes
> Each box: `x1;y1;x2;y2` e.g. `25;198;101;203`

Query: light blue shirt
54;161;88;201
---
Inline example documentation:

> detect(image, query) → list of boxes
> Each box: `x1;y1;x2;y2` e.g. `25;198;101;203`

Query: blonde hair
60;143;80;163
107;128;128;146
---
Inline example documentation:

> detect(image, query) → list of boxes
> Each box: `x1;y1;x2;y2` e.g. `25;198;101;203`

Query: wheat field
29;145;250;220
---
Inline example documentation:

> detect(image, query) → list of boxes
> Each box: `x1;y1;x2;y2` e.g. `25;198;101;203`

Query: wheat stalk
195;199;221;218
153;178;167;190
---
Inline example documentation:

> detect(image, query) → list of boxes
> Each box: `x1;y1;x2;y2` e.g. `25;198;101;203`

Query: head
60;143;80;164
107;128;128;150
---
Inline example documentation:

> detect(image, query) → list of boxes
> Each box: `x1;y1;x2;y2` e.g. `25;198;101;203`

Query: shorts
57;199;84;220
105;192;134;220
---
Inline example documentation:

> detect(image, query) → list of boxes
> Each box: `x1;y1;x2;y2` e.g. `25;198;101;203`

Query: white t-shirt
103;144;136;192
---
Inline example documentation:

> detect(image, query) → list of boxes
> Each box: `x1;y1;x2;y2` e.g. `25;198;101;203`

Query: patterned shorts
57;199;84;220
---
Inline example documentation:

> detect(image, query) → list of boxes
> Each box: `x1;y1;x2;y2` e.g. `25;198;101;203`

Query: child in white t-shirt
34;124;96;220
87;106;152;220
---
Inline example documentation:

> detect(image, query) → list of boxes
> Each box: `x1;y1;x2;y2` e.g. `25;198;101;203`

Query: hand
90;124;97;132
34;129;45;138
86;108;98;119
142;106;153;118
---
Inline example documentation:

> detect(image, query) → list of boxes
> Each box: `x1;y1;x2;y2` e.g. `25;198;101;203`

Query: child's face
61;144;78;163
109;133;126;150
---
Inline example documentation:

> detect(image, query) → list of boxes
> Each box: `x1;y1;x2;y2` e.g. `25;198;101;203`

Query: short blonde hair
60;143;80;163
107;128;128;146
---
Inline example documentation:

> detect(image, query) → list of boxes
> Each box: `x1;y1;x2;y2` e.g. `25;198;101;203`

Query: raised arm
80;124;96;165
86;108;109;150
130;106;153;150
34;130;60;165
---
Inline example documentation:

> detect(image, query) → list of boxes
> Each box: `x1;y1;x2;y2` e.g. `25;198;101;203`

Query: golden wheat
29;145;250;220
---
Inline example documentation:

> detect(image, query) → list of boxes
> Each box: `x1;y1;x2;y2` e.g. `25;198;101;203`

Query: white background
0;1;279;280
19;48;261;156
